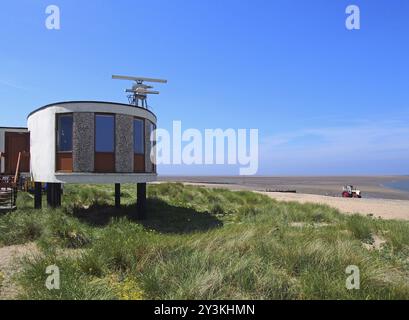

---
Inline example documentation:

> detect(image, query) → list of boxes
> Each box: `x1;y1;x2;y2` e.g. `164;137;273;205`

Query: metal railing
0;151;26;212
0;182;17;212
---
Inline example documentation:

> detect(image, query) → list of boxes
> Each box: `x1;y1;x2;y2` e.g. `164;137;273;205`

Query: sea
383;179;409;193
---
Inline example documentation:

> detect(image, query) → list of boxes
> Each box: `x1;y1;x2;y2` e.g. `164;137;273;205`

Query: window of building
149;121;157;173
95;114;115;152
56;114;73;172
95;114;115;173
134;118;145;172
134;118;144;155
57;115;73;152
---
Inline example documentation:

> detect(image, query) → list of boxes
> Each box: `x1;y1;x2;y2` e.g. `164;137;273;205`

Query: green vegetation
1;183;409;299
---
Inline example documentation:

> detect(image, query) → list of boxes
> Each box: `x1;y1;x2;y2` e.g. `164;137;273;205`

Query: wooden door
5;132;30;174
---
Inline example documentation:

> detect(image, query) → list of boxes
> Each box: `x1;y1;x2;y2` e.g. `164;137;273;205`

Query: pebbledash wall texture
115;114;134;173
72;112;148;173
73;112;95;172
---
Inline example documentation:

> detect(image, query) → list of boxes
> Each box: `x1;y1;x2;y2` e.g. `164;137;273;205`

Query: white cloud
0;79;31;91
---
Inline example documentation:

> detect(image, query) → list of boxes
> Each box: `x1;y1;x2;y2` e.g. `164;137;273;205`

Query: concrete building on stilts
26;75;166;218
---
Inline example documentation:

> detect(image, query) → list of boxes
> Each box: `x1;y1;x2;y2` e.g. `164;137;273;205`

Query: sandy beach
159;176;409;220
258;192;409;220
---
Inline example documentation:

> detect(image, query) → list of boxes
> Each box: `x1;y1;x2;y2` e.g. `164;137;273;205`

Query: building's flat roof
0;127;28;130
27;101;157;120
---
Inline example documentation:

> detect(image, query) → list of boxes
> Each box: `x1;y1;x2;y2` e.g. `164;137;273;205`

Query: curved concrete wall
27;102;157;184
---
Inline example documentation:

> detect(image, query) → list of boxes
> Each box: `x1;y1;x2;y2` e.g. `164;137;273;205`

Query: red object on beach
342;191;350;198
342;185;362;198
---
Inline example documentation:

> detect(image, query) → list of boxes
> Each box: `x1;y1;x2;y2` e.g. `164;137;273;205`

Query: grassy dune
1;183;409;299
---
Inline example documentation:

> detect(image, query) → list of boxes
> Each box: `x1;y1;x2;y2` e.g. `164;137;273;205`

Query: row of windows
57;114;147;154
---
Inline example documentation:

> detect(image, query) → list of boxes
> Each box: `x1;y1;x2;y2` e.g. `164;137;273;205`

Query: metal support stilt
115;183;121;209
34;182;42;209
136;183;146;220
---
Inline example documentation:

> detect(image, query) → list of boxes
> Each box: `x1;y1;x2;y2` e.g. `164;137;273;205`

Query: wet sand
159;176;409;200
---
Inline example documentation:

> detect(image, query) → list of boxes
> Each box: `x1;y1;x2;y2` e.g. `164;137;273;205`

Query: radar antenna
112;75;167;108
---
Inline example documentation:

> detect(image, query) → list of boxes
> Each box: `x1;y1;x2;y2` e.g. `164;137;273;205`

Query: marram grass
1;183;409;299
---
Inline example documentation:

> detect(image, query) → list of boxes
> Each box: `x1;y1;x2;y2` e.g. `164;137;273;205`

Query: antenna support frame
112;75;167;109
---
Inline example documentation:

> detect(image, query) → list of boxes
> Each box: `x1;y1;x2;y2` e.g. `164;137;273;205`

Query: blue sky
0;0;408;175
